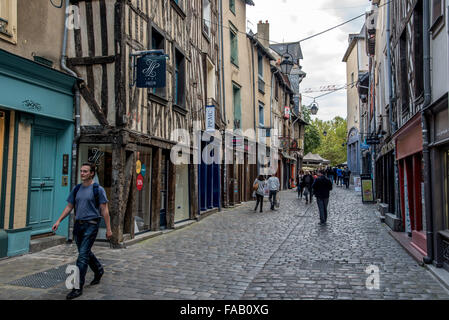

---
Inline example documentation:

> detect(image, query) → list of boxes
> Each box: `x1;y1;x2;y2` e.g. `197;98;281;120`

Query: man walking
267;173;280;210
336;167;343;186
343;166;351;189
52;162;112;300
312;170;333;225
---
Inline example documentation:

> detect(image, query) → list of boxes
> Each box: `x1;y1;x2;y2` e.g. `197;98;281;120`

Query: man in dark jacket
343;166;351;189
312;170;333;225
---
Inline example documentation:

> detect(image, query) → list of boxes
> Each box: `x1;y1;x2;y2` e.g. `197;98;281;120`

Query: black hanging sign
136;54;166;88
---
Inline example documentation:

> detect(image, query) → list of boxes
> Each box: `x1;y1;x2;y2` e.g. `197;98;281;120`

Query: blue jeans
316;197;329;223
73;221;103;288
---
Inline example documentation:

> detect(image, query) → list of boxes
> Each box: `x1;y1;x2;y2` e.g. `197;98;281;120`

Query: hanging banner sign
136;54;166;88
284;106;290;119
206;105;215;132
136;160;142;174
141;164;146;177
136;174;144;191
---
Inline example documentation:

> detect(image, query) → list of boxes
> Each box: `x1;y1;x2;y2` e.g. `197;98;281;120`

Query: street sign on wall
205;105;215;132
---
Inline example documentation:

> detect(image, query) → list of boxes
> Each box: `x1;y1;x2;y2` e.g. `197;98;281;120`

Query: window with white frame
431;0;444;27
0;0;17;44
203;0;211;37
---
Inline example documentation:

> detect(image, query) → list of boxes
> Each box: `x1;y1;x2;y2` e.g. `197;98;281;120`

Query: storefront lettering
436;128;449;138
88;148;104;165
22;100;42;112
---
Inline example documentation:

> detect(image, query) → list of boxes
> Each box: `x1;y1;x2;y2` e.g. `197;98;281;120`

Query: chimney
257;20;270;48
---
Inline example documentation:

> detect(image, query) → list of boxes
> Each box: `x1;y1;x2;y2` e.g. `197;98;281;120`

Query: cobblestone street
0;186;448;300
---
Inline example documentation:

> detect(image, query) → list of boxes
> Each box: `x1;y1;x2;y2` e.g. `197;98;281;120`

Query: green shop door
28;128;57;235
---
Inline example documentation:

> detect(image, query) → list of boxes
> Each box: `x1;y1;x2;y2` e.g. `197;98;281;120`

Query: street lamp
280;54;294;75
309;101;319;115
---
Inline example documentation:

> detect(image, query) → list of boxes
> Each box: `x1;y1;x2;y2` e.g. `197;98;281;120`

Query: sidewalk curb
424;264;449;292
383;219;449;292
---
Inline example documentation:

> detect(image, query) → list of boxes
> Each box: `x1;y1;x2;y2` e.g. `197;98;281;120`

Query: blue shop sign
141;164;146;177
136;54;166;88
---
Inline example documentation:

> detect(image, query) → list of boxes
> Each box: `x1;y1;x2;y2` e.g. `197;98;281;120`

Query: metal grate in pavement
8;259;117;289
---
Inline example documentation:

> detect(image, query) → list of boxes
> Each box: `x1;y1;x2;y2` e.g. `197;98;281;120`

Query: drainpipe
61;0;81;242
218;0;226;209
250;38;258;175
422;0;435;265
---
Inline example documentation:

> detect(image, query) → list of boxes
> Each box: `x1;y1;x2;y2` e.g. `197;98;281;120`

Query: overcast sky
247;0;371;122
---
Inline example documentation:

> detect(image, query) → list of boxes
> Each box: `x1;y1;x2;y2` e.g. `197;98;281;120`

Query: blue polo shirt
67;183;108;221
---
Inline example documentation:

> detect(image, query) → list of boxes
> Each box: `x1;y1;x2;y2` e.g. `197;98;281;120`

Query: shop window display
135;148;152;234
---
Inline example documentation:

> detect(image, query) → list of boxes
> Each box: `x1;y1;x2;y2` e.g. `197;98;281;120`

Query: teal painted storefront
0;49;77;257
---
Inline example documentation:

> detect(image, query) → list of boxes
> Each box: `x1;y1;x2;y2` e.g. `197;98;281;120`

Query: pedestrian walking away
312;170;333;225
302;171;314;204
52;162;112;300
336;167;343;186
253;175;266;212
267;173;280;210
343;166;351;189
297;170;304;199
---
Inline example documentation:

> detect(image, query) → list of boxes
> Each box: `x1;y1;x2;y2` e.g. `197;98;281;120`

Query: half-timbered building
67;0;222;244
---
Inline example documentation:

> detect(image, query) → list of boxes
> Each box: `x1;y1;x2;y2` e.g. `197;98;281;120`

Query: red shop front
394;114;427;256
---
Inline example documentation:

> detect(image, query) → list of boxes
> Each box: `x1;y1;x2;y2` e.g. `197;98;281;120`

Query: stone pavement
0;185;448;300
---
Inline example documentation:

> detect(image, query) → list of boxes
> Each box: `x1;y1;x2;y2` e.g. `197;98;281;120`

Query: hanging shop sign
205;105;215;132
136;174;144;191
130;50;169;88
366;137;380;145
284;106;290;119
360;142;370;150
141;164;146;177
136;55;166;88
136;160;142;174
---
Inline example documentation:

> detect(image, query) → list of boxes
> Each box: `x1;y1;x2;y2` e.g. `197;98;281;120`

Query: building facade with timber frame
67;0;222;245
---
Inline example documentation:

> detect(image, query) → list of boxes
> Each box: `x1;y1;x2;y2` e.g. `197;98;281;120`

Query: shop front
395;114;426;256
198;134;220;214
426;94;449;270
0;49;76;257
375;140;396;214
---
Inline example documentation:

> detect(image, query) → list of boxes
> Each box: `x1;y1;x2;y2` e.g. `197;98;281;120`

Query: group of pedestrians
324;166;351;189
253;165;350;225
253;174;280;212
